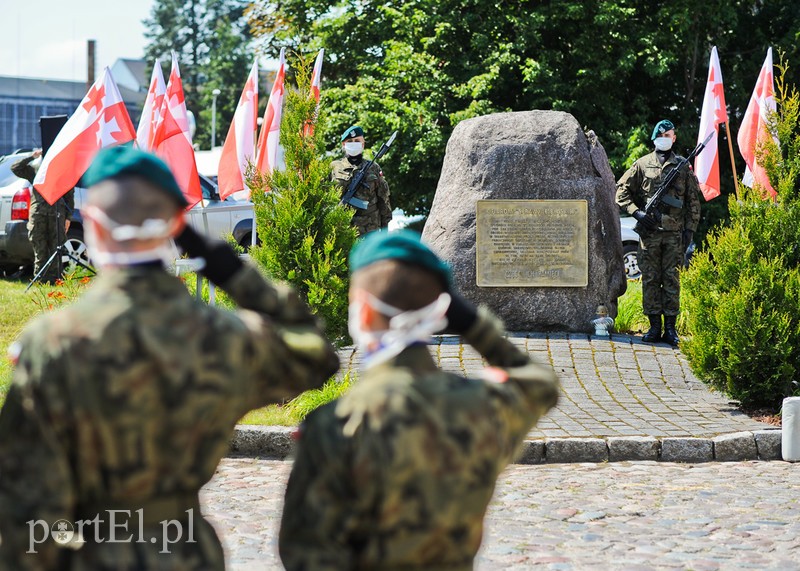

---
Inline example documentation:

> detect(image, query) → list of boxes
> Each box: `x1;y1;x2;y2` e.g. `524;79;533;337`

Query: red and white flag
218;60;259;199
694;46;728;201
33;68;136;205
255;48;286;176
737;47;778;198
136;60;167;151
152;53;202;208
303;48;324;137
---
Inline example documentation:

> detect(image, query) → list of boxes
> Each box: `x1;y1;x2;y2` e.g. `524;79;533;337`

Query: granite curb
229;425;786;464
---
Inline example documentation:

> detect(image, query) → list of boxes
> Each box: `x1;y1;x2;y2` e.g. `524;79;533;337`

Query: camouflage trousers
351;211;386;237
27;205;63;282
639;230;683;316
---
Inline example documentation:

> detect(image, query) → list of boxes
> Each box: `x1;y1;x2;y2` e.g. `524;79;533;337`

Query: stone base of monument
422;110;626;332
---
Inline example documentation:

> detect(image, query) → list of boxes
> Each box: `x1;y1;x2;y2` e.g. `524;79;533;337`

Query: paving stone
229;426;295;458
608;436;659;461
546;438;608;463
660;438;713;462
515;440;546;464
713;432;758;461
753;429;782;460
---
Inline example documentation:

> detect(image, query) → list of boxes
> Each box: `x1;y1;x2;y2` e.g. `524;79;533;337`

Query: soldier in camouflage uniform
0;146;339;570
331;125;392;236
616;120;701;347
12;149;74;282
279;230;559;571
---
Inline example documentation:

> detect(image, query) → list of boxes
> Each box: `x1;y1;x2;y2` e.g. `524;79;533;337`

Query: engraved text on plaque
476;200;588;287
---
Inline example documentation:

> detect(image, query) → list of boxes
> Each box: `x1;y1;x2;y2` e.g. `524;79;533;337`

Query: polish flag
255;48;286;176
694;47;728;201
218;60;259;199
303;49;324;137
136;60;167;151
33;68;136;205
152;53;202;208
737;48;778;198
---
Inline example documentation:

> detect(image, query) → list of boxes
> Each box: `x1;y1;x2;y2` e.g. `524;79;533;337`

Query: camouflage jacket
0;263;339;570
11;155;73;214
331;157;392;233
615;151;701;233
279;307;559;571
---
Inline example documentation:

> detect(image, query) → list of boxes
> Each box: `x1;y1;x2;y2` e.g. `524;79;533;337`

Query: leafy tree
681;58;800;409
247;0;800;218
144;0;252;146
194;17;253;149
247;56;357;345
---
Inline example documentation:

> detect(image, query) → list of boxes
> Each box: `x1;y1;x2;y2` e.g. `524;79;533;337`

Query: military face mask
653;137;674;152
344;142;364;156
348;292;451;368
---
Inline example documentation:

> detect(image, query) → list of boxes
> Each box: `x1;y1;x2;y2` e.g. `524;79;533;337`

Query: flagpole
723;122;739;199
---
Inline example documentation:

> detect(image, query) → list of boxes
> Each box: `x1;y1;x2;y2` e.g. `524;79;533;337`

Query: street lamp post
211;88;221;149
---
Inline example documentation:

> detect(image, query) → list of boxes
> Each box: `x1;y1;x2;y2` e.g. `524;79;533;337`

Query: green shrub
682;57;800;409
614;280;648;334
247;55;357;346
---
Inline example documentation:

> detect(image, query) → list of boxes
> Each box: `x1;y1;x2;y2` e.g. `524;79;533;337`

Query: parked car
620;214;641;280
0;151;254;275
187;177;254;247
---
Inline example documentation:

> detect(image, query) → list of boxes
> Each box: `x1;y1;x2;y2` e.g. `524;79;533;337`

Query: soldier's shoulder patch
481;366;509;384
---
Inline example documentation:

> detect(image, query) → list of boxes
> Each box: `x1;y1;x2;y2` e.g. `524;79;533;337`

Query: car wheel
623;243;641;280
238;233;261;250
0;264;20;277
62;229;92;273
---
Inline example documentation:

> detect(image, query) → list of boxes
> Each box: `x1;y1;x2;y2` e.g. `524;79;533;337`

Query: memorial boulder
421;110;626;332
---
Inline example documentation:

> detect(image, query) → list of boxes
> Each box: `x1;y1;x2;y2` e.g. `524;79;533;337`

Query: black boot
662;315;680;347
642;314;662;343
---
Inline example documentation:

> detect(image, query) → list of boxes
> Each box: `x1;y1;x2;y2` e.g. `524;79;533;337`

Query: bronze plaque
476;200;588;287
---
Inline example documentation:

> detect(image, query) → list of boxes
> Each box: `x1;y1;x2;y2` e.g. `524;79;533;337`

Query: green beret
651;119;675;140
340;125;365;142
350;229;453;288
83;145;188;208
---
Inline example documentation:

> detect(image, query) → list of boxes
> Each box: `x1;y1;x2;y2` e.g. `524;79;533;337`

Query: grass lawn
0;277;67;398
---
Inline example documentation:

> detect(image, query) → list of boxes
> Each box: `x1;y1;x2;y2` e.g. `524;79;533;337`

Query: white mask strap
85;205;176;242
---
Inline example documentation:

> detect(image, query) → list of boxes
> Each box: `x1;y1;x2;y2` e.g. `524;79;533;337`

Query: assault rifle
634;131;713;238
340;131;398;210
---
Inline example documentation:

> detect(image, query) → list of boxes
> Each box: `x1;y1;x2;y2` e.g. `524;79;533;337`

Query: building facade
0;71;144;156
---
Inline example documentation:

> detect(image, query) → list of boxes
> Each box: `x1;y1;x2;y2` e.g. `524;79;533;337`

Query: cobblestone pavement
337;333;772;439
201;458;800;570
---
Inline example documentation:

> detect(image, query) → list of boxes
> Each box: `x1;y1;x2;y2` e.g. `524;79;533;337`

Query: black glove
632;210;658;231
445;292;479;336
682;229;694;250
174;225;243;286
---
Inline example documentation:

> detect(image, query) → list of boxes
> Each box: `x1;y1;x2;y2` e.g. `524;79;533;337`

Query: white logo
27;509;196;554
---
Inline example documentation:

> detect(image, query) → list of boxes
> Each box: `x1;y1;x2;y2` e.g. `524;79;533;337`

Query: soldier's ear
351;288;384;330
168;212;187;238
361;301;381;329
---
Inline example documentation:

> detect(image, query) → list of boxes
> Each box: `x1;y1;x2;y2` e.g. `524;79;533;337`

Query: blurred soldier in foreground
616;119;701;347
0;146;338;570
12;149;73;282
279;230;559;570
331;125;392;236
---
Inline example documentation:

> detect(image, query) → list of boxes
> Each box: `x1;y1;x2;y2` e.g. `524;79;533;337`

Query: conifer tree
247;55;357;346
